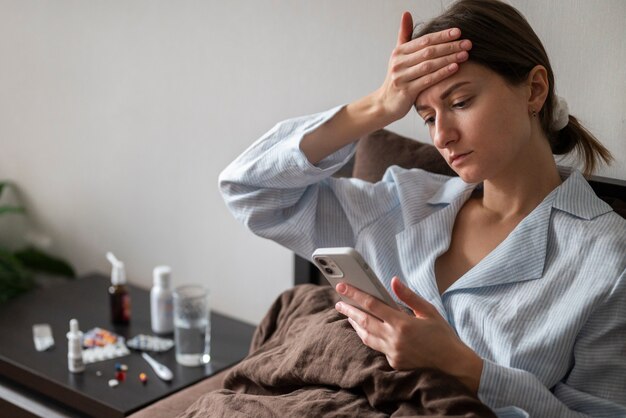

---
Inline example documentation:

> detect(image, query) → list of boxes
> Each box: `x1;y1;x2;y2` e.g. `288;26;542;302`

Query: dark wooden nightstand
0;273;255;417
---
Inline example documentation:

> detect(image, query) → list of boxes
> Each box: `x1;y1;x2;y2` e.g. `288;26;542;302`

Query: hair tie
552;95;569;131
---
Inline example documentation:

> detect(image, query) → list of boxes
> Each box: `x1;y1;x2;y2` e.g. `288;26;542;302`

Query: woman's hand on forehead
374;12;472;123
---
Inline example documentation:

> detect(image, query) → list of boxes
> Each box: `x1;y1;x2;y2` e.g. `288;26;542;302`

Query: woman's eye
452;100;467;109
423;116;435;126
452;98;471;109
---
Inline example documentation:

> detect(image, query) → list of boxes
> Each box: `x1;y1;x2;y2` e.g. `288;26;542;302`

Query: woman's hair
413;0;613;176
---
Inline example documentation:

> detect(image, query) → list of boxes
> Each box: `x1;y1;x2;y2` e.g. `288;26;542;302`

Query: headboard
293;130;626;286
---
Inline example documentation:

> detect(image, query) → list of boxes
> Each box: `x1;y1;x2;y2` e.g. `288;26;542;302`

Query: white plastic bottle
151;266;174;334
67;318;85;373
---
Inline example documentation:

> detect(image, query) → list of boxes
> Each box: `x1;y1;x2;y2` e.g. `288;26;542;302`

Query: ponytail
549;116;613;177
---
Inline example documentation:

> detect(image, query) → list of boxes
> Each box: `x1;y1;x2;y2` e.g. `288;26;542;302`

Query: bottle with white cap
67;318;85;373
151;266;174;334
107;252;131;325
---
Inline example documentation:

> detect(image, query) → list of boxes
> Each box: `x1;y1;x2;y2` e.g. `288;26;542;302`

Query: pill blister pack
81;327;130;364
83;342;130;364
126;334;174;352
83;327;122;348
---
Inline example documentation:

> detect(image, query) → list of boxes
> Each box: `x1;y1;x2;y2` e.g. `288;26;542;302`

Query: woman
219;0;625;416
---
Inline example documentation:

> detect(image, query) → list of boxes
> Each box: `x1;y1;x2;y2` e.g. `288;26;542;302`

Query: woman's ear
527;65;549;112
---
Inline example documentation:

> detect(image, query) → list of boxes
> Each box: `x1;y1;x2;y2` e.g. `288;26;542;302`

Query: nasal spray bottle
151;266;174;334
107;252;131;325
67;318;85;373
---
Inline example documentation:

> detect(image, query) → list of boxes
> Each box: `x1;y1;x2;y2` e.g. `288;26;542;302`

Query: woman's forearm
299;92;394;165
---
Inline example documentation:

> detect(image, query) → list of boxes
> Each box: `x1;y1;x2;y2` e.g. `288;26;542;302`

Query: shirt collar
552;170;613;220
426;177;477;205
426;170;612;220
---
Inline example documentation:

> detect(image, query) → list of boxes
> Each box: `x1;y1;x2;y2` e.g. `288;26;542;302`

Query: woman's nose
432;116;459;149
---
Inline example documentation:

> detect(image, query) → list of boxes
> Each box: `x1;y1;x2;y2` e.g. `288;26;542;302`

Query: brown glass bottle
106;252;132;325
109;283;131;324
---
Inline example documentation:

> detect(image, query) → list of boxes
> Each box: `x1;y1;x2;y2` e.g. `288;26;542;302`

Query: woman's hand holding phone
334;277;483;395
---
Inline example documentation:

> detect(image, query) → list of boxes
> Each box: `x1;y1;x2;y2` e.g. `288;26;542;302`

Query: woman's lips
450;152;472;166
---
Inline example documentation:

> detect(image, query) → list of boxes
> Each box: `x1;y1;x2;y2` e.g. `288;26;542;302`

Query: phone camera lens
318;259;328;266
324;267;334;275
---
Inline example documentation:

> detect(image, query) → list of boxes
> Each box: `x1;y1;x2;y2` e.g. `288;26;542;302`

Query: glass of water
173;285;211;366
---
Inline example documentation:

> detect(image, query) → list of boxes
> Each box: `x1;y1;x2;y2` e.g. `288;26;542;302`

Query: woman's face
414;62;532;184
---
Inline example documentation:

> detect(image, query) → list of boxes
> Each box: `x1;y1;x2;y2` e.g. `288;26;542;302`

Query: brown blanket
179;285;495;417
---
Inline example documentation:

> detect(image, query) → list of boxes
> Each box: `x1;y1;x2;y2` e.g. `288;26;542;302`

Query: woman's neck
479;137;562;221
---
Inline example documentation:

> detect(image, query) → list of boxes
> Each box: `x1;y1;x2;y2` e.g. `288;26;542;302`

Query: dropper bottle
106;252;131;325
67;318;85;373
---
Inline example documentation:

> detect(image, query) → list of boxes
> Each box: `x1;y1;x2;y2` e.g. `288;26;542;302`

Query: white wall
1;1;624;324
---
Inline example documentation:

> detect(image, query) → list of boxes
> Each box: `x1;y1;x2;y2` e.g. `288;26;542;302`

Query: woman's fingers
401;39;472;69
390;277;439;318
336;293;395;355
390;28;471;89
335;283;399;322
396;11;414;47
394;49;469;85
347;317;387;354
398;27;463;54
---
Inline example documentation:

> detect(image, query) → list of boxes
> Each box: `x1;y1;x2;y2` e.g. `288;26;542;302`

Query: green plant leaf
0;181;10;199
14;247;76;278
0;206;26;216
0;182;25;216
0;248;35;304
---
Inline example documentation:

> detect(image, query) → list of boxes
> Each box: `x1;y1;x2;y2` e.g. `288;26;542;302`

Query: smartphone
312;247;398;314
